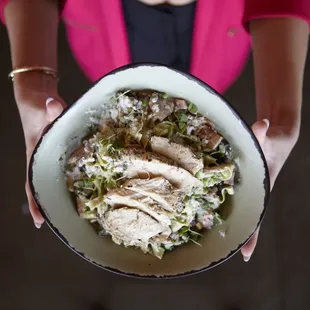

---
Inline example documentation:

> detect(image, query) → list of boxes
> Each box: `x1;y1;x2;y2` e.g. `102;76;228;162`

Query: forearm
4;0;59;100
250;17;309;137
5;0;59;68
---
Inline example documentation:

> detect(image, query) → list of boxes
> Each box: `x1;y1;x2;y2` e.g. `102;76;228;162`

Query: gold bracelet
8;66;58;81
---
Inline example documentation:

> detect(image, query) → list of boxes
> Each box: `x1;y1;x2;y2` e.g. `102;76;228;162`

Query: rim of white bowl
29;63;270;279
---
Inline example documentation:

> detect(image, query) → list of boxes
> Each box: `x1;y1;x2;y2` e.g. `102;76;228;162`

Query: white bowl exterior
31;65;267;277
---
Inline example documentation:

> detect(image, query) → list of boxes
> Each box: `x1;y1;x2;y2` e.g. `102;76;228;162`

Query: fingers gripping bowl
30;64;269;278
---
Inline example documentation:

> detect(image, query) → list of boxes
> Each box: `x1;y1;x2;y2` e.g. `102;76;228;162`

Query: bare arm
5;0;58;70
4;0;64;227
250;17;309;138
241;17;308;261
4;0;59;100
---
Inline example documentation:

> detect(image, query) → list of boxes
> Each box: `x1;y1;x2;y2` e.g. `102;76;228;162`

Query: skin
4;0;309;261
241;18;308;261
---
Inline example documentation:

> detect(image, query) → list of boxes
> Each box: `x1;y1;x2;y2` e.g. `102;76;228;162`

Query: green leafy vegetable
74;180;95;191
175;112;188;133
153;121;177;137
204;154;218;166
213;212;224;225
188;103;198;114
66;88;237;260
178;121;187;133
179;113;188;123
151;244;165;259
190;238;202;247
219;186;235;203
196;163;235;187
178;226;189;235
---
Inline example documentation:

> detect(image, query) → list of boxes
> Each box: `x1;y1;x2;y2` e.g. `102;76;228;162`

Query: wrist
267;118;300;138
267;122;300;149
13;71;58;105
258;101;301;137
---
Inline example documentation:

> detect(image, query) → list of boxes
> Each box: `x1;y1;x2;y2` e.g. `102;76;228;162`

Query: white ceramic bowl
30;64;269;278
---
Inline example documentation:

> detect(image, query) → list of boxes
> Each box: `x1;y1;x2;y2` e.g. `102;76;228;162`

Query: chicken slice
124;177;173;194
174;98;188;111
76;197;96;220
67;145;88;165
197;210;215;229
67;138;95;165
102;207;166;250
202;187;221;209
104;188;172;227
150;136;203;175
196;126;223;150
149;98;174;122
66;166;84;192
115;148;203;192
123;177;184;212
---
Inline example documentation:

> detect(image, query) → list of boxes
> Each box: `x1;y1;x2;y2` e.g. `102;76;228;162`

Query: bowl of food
29;63;269;278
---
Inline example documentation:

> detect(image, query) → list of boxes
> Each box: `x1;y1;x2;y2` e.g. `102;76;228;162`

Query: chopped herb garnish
66;88;236;260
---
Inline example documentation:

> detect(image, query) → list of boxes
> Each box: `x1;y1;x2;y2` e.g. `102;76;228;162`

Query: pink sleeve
243;0;310;28
0;0;10;24
0;0;66;24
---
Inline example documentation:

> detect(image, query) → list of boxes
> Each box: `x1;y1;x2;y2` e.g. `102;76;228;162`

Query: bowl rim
29;62;270;279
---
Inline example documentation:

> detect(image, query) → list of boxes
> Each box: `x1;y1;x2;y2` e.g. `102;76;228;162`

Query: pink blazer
1;0;310;93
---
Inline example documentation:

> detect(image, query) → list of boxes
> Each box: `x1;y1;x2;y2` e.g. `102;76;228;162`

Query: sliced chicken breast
103;208;166;249
174;98;188;111
67;145;88;165
150;136;203;175
149;98;174;122
124;177;173;194
196;126;223;150
76;197;96;220
123;177;184;212
115;148;203;193
197;210;215;229
67;140;94;166
105;188;171;227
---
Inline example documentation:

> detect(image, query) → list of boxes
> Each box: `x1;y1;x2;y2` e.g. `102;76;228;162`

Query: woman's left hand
241;119;299;262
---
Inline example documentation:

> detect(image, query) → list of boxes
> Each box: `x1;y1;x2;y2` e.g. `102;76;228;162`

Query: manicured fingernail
34;222;41;229
243;256;251;262
262;119;270;129
46;97;55;107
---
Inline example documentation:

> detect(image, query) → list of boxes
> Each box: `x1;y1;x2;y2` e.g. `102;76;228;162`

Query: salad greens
66;89;237;259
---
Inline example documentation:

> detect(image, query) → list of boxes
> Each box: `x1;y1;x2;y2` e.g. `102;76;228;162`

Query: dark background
1;23;309;310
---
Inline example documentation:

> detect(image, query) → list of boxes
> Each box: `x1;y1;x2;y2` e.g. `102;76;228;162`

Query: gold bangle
8;66;58;81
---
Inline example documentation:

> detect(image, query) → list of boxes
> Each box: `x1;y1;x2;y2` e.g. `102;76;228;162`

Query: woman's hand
14;73;65;228
241;119;299;262
244;17;308;262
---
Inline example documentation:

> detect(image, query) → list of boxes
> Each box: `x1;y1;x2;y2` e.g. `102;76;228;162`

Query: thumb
241;227;260;262
251;119;270;145
45;97;65;122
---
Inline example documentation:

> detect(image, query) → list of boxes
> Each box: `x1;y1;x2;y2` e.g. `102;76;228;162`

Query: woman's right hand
13;72;66;228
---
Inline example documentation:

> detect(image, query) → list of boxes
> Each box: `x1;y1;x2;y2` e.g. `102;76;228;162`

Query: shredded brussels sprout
66;89;237;259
